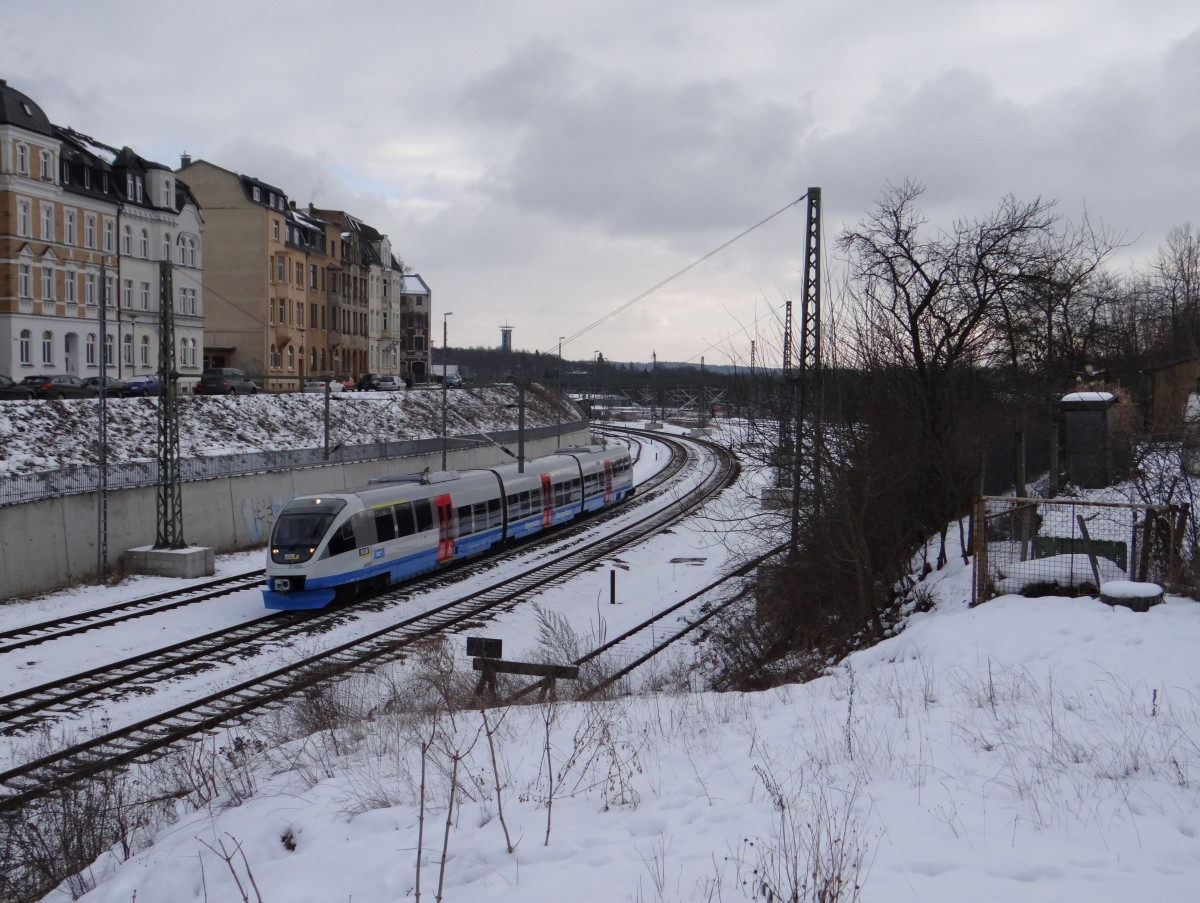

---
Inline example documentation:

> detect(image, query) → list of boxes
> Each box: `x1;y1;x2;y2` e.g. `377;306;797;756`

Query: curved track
0;431;737;813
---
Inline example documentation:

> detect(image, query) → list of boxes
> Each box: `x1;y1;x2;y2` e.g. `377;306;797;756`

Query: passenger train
263;445;635;610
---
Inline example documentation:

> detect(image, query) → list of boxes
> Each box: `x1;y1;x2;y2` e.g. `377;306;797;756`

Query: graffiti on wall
242;495;285;543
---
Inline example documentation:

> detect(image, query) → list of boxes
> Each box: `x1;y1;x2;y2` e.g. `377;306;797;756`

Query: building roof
0;79;53;135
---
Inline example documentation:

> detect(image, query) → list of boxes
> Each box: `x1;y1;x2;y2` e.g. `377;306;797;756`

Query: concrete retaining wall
0;428;591;602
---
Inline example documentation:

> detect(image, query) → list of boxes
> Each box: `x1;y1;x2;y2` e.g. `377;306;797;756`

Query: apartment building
60;131;205;390
2;80;120;378
177;159;325;391
1;80;204;386
397;272;431;382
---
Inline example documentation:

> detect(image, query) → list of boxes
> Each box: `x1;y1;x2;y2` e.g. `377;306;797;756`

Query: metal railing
0;423;577;508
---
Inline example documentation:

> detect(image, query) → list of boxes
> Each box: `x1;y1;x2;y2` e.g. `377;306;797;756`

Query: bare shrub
737;769;870;903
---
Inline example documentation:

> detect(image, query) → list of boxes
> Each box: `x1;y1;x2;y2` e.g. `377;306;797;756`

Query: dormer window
268;192;275;207
83;168;91;189
135;178;143;203
162;179;172;207
253;186;261;202
127;174;134;197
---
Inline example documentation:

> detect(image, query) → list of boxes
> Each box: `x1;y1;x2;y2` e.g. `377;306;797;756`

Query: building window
19;330;31;365
87;334;97;366
287;344;295;370
268;192;275;208
40;203;54;240
84;214;96;249
106;274;115;307
123;334;133;366
64;271;76;303
64;210;76;245
272;220;279;241
140;229;149;258
122;225;131;254
252;186;261;202
278;298;286;324
187;236;197;267
40;150;52;180
268;298;275;325
177;235;186;264
83;169;91;189
41;266;54;301
42;331;53;364
16;143;29;175
295;262;302;285
163;232;171;260
162;179;172;208
140;335;150;365
277;256;285;281
105;333;115;366
269;344;279;369
140;281;150;310
126;174;135;197
122;279;132;308
135;178;143;203
103;218;115;252
17;199;31;237
85;273;96;306
18;263;32;299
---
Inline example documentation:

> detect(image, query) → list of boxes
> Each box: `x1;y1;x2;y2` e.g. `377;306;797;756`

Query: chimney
180;152;192;168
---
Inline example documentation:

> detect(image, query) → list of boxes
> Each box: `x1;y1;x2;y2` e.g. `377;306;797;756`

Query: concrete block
124;545;215;579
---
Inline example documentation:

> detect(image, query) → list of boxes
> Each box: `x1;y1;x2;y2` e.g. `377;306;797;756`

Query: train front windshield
270;498;347;564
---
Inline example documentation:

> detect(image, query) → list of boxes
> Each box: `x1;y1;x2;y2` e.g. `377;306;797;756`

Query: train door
435;493;455;561
540;473;554;527
603;460;614;505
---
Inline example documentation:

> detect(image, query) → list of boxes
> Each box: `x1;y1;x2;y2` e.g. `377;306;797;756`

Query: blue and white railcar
263;445;635;610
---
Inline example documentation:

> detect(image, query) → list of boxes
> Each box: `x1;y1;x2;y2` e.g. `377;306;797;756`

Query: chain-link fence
971;495;1189;606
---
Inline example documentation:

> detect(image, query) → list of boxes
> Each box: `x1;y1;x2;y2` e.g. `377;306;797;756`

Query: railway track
0;571;267;655
0;431;735;813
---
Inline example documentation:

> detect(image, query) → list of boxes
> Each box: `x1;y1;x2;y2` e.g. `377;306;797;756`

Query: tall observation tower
500;323;514;352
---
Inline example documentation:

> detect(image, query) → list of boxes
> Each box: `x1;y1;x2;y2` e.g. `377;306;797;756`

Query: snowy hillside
0;384;575;475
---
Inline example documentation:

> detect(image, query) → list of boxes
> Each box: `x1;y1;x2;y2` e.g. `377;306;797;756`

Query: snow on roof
1060;391;1115;404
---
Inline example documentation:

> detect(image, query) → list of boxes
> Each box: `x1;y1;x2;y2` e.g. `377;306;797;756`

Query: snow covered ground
4;420;1199;902
0;385;573;475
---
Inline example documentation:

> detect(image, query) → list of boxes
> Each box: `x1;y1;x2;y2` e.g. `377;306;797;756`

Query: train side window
328;520;356;556
394;501;416;537
457;504;474;536
487;497;502;528
473;501;488;531
374;507;397;542
414;499;434;532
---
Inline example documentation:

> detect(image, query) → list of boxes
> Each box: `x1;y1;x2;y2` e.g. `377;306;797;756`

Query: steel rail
0;432;723;813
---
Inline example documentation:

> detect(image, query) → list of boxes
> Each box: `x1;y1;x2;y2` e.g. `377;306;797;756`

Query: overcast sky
5;1;1198;365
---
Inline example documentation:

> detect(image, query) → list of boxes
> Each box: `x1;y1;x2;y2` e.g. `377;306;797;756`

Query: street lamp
441;311;453;469
593;350;601;418
557;336;565;448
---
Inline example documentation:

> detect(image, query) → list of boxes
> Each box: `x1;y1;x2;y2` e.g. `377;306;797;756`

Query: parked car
303;378;345;394
123;374;162;397
374;375;403;391
83;375;130;397
196;368;258;395
355;373;383;391
22;374;97;399
0;375;34;400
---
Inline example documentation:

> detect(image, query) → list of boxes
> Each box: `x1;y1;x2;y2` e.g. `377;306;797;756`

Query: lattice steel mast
155;260;185;549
